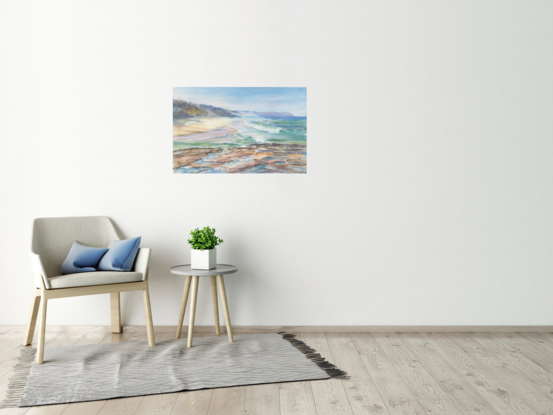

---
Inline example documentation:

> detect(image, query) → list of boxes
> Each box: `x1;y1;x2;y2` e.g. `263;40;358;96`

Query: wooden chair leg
176;275;192;339
36;296;48;364
142;288;155;347
187;276;199;348
217;275;234;343
210;275;220;336
110;292;122;334
23;289;41;346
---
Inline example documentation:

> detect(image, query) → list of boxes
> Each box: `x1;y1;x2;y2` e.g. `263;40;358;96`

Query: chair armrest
133;248;151;281
30;252;50;289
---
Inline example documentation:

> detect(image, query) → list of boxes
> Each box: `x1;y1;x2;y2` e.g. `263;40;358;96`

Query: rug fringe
0;348;35;408
278;332;350;380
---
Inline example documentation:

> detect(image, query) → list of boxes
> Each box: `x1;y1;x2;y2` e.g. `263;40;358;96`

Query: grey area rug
1;333;348;408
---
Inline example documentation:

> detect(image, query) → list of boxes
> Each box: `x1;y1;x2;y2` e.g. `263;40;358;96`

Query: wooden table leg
176;275;192;339
210;276;220;336
217;274;233;343
187;276;199;348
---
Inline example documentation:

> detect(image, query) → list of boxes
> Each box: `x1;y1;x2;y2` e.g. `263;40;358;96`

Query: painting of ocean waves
173;87;307;174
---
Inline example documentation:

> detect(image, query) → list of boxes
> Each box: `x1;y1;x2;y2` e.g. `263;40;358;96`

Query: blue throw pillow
98;237;141;272
61;241;109;275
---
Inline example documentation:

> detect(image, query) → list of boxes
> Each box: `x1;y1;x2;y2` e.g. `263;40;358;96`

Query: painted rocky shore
172;88;307;174
173;143;306;174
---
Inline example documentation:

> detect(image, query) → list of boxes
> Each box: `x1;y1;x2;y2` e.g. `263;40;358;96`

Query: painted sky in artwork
173;87;307;116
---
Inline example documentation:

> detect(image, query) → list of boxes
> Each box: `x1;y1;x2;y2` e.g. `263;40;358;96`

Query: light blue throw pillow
98;237;141;272
61;241;109;275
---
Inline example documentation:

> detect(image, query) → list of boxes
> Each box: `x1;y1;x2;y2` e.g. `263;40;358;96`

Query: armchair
24;216;155;364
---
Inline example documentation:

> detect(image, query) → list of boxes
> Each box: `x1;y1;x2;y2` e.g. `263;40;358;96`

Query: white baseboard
5;325;552;333
127;325;553;333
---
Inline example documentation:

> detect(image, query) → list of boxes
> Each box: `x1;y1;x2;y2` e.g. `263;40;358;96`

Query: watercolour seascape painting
173;87;307;174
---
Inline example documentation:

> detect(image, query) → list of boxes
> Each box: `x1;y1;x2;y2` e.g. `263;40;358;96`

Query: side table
170;264;238;348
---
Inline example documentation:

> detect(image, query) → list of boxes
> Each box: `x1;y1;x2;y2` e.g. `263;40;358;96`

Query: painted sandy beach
173;88;307;174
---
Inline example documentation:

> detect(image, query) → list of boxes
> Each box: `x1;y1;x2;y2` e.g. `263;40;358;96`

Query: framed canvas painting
173;87;307;174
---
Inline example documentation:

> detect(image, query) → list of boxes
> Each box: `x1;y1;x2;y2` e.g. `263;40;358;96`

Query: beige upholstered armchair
24;216;155;364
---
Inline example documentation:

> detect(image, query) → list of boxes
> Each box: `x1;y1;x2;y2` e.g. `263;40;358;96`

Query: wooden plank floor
2;327;553;414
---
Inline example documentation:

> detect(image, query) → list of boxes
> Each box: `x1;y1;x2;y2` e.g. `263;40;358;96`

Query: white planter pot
191;248;217;270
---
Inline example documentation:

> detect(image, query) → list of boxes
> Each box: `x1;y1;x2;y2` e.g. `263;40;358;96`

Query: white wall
1;0;553;326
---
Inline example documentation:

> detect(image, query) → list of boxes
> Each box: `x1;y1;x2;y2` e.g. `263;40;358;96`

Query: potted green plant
188;226;223;270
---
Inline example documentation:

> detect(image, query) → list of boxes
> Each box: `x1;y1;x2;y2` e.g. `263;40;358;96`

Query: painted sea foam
174;115;307;150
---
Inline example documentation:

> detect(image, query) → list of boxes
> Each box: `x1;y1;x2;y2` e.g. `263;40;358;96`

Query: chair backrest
31;216;122;277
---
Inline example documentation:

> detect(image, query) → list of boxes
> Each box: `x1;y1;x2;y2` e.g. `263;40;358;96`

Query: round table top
170;264;238;276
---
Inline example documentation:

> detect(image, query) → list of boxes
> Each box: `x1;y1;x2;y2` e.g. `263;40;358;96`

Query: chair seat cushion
48;271;143;289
